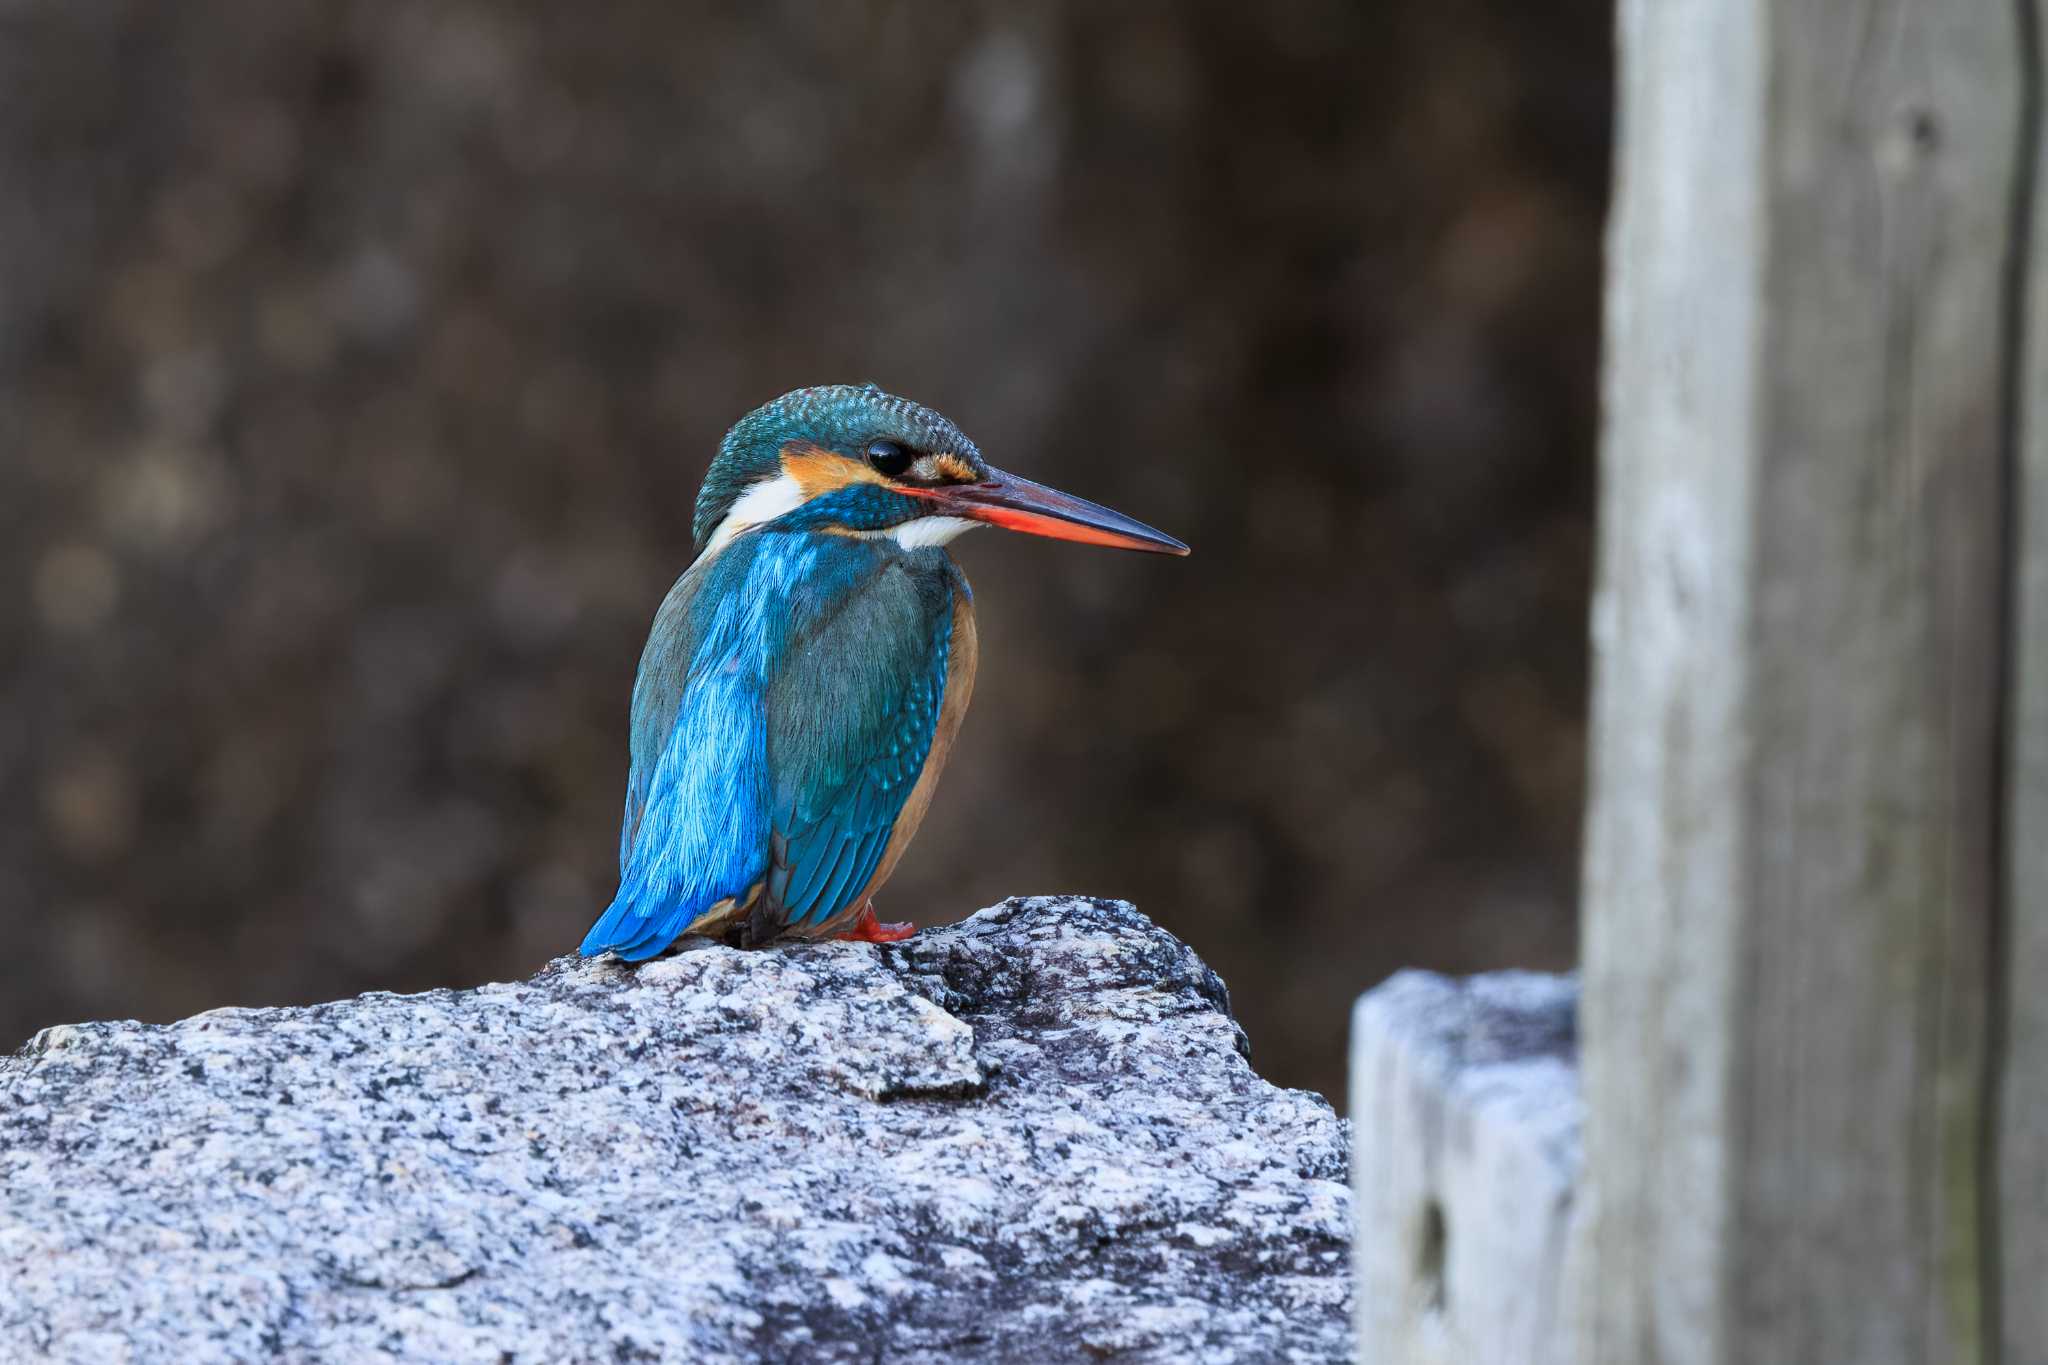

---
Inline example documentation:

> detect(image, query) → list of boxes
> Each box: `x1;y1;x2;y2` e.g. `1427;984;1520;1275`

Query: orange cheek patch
934;454;979;483
780;442;886;499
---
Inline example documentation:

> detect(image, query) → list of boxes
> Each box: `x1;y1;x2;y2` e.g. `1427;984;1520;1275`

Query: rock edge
3;896;1351;1364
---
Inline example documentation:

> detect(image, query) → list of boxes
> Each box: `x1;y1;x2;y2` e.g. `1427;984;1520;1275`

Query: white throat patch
886;516;981;549
700;474;807;558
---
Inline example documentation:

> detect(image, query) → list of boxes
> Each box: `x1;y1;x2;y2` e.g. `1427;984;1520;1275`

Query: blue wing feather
581;535;828;958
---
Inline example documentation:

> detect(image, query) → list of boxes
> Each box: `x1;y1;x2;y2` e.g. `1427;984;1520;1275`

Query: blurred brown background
0;1;1607;1103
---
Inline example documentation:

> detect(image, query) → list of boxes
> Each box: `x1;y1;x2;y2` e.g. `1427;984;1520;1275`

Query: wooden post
1351;971;1581;1365
1571;0;2039;1363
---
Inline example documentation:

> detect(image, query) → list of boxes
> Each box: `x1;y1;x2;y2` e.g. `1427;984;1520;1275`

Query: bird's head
692;384;1189;558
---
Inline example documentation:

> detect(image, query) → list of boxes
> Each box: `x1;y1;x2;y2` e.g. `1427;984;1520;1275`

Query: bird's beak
905;467;1190;555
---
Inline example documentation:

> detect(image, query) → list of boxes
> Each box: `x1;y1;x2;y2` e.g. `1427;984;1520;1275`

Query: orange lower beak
905;468;1189;555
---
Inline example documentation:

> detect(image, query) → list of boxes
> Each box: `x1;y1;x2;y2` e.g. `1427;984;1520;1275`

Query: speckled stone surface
0;897;1350;1363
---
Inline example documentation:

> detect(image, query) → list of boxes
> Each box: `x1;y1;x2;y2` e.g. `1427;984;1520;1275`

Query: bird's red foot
834;902;917;943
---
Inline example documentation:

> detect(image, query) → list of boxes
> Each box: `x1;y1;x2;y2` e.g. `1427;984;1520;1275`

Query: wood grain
2000;1;2047;1358
1571;0;2032;1361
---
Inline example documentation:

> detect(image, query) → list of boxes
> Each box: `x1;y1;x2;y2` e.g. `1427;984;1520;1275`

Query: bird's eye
865;439;915;478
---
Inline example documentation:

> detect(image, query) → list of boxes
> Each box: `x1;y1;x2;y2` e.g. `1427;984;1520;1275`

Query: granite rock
0;897;1350;1363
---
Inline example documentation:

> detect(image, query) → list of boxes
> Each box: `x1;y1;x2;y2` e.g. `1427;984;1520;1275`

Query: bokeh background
0;1;1608;1103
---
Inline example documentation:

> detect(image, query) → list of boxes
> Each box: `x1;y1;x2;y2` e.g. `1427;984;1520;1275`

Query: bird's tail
581;876;748;961
579;881;686;961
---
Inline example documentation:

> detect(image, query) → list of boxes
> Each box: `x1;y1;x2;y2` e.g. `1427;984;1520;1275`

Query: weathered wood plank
1351;971;1581;1365
1571;0;2029;1361
2001;2;2048;1358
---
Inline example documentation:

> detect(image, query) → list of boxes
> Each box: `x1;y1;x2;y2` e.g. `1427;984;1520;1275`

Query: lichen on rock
1;896;1351;1363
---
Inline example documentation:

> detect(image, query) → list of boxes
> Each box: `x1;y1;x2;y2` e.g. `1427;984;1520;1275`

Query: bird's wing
759;558;957;934
580;548;779;960
617;565;702;872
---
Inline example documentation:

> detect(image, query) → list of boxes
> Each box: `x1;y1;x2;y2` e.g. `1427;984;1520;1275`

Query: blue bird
578;384;1188;959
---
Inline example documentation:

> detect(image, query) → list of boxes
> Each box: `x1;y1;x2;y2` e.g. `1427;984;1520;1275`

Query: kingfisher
577;384;1187;960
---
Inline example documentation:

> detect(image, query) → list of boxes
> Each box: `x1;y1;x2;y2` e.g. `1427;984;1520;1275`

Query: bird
577;384;1188;960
